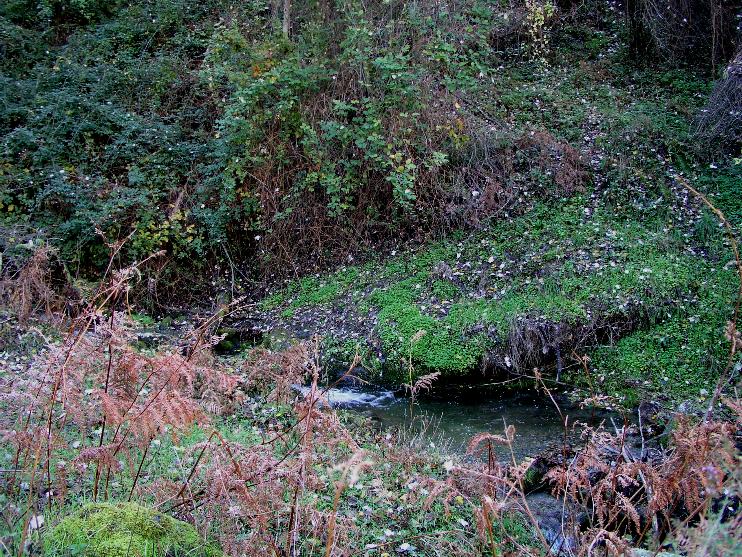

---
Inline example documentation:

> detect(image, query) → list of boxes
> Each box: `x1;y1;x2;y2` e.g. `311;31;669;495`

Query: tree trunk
626;0;648;60
322;0;339;55
282;0;290;38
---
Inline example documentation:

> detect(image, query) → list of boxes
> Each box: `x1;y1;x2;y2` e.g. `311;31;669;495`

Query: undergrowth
1;293;738;555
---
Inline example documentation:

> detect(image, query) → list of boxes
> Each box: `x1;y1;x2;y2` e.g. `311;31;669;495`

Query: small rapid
293;385;396;408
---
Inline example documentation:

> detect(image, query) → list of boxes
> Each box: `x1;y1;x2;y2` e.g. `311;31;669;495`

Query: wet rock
266;328;296;351
525;492;583;554
527;444;576;491
637;400;666;437
135;330;170;348
214;325;263;354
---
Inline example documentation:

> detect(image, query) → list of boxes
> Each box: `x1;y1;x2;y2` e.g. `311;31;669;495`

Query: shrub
625;0;739;69
696;49;742;150
1;0;118;27
1;0;587;297
197;0;534;275
0;0;223;280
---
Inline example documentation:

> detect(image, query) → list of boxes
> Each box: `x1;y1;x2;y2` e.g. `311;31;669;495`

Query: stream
297;385;622;460
298;385;627;552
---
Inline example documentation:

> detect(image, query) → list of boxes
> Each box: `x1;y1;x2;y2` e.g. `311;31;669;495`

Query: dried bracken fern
131;341;370;557
467;426;516;458
241;343;311;403
407;371;441;400
544;416;738;550
1;246;68;324
0;248;243;548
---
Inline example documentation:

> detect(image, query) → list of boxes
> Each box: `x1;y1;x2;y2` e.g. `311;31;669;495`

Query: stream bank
228;182;738;411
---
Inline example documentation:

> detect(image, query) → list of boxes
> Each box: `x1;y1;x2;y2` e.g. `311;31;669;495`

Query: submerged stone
44;502;222;557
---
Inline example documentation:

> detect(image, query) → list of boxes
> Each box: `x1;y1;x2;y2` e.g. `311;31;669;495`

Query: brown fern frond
410;371;440;397
466;425;516;456
72;444;122;474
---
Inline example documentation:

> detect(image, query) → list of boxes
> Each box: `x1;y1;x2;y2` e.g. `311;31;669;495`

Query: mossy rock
44;502;222;557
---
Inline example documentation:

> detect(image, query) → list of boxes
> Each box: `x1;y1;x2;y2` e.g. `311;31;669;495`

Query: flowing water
298;385;622;460
297;384;627;550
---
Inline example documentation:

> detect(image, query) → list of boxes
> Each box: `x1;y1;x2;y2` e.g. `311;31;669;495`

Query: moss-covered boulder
44;502;222;557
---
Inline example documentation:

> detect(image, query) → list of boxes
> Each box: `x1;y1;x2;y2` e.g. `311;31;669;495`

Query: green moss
366;194;725;379
300;283;340;305
130;313;155;327
256;186;736;399
259;292;285;311
587;267;737;403
368;273;483;375
431;279;461;300
44;502;222;557
376;302;485;376
698;164;742;227
287;277;343;307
